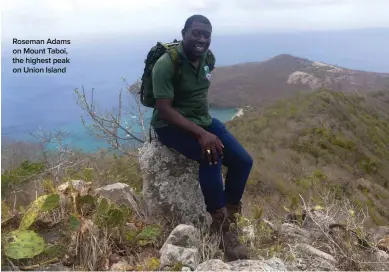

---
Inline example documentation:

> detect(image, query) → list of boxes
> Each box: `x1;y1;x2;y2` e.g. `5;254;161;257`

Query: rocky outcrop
287;71;324;89
138;140;211;228
94;183;146;218
157;222;341;271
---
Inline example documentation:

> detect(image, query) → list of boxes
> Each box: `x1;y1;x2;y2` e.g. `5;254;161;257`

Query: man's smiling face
182;20;212;59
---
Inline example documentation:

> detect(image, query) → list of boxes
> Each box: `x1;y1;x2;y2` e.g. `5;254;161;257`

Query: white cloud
2;0;389;42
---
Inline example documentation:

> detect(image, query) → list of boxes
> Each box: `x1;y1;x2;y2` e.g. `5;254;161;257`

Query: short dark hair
183;15;211;31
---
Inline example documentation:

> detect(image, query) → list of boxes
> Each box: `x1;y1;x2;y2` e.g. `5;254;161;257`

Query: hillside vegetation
2;89;389;270
226;89;389;227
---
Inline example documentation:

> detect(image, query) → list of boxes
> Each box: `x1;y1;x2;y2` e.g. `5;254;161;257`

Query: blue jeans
154;118;253;213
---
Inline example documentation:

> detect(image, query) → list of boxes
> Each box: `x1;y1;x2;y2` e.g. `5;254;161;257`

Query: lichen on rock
138;140;211;228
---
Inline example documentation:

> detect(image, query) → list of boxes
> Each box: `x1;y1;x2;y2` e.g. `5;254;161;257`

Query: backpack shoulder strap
206;49;215;71
166;46;182;77
166;46;182;87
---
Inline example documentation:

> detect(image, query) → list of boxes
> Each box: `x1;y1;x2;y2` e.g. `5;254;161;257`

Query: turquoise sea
43;107;238;153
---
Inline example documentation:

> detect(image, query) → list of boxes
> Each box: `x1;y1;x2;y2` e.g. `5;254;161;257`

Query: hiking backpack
139;39;216;108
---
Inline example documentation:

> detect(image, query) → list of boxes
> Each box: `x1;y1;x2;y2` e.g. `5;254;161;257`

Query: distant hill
209;54;389;108
226;89;389;227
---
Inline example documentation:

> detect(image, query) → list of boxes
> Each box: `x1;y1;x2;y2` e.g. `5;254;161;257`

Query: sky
2;0;389;42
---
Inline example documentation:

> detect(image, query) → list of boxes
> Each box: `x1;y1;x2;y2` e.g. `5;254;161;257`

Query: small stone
297;243;337;264
228;258;287;271
242;225;255;241
33;263;72;271
214;250;224;260
195;259;231;271
110;261;132;271
377;236;389;253
160;244;200;270
280;223;312;243
376;249;389;261
160;224;200;252
62;254;75;267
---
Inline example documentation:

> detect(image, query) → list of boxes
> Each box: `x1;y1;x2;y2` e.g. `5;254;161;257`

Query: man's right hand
196;130;224;165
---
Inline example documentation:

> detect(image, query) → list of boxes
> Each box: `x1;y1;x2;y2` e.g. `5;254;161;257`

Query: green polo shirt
150;42;213;129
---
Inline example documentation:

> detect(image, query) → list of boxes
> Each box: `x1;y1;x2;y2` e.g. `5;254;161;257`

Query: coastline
3;107;239;153
232;108;244;120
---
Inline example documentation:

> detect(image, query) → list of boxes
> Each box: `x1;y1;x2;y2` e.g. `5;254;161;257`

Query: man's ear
181;29;185;39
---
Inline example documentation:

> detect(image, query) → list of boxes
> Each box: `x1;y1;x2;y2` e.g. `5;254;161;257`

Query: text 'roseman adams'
13;39;71;45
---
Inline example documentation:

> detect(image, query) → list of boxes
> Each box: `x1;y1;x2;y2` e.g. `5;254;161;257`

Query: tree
74;78;148;157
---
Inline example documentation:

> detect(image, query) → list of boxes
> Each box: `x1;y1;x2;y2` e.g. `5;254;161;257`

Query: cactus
1;200;12;223
135;225;162;246
143;257;161;271
69;215;81;231
125;229;139;242
119;204;131;222
76;194;96;214
3;230;46;259
19;194;60;230
19;196;43;230
95;197;109;226
96;197;109;216
106;208;124;227
77;195;95;206
41;194;60;211
125;225;162;246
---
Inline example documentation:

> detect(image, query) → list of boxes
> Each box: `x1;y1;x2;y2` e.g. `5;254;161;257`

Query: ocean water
36;107;239;152
2;29;388;152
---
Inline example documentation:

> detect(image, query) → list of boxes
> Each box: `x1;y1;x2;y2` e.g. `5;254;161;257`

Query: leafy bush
1;160;45;189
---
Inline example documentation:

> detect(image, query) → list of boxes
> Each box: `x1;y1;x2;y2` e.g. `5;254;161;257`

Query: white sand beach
232;108;244;119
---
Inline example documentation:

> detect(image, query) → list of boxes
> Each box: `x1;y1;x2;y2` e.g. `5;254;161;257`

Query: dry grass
234;190;389;271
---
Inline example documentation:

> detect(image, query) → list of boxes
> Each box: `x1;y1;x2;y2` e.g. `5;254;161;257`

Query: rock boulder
159;224;201;270
138;140;211;228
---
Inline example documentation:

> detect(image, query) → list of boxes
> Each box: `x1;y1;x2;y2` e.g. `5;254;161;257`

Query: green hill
226;89;389;227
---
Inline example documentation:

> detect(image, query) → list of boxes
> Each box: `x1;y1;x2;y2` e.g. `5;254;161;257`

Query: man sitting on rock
150;14;253;260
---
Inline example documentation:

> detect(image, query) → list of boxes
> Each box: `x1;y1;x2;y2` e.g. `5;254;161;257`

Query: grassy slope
226;89;389;227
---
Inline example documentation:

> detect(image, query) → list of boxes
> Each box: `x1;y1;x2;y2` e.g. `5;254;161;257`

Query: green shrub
1;160;45;189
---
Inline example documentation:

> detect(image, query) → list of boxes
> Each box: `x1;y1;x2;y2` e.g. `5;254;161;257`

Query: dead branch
74;78;147;158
